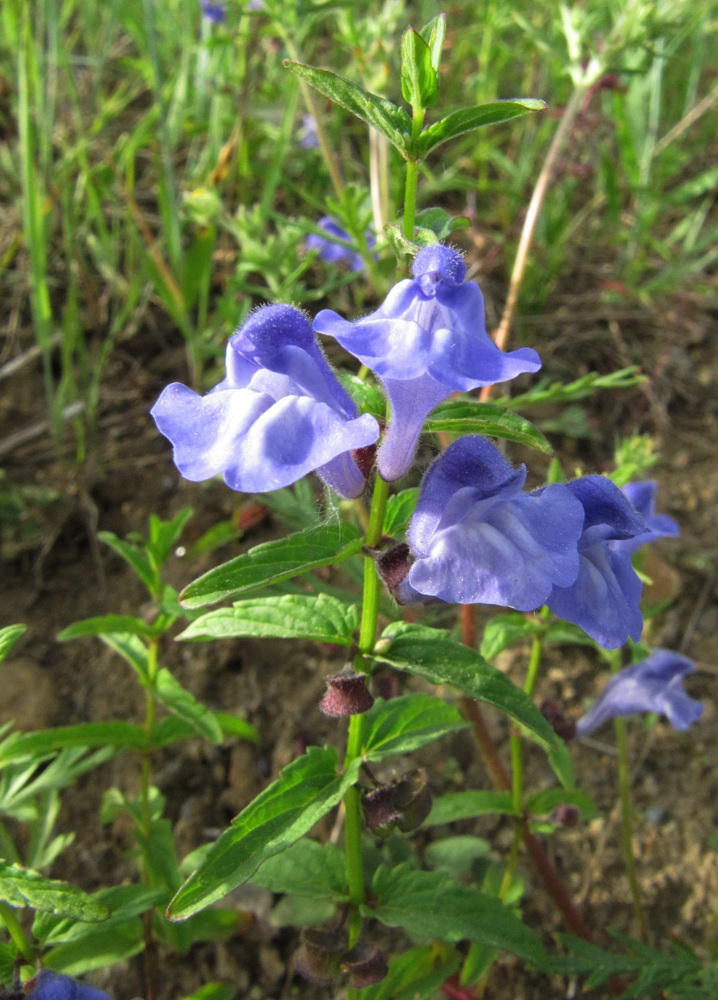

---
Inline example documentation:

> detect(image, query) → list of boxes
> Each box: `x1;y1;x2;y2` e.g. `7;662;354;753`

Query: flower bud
393;768;433;833
552;804;580;828
540;700;577;742
376;543;414;595
320;668;374;718
362;786;400;838
294;929;344;985
341;943;389;988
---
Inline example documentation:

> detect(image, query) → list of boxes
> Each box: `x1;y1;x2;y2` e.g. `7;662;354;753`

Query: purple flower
200;0;226;22
617;481;680;555
394;437;585;610
26;971;112;1000
576;650;703;737
546;476;646;649
306;216;370;273
314;246;541;481
299;113;320;150
151;305;379;498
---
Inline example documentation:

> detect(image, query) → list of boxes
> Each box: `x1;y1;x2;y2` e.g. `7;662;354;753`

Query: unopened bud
553;804;580;828
341;942;389;988
362;786;400;838
540;700;576;742
320;668;374;718
294;929;344;985
376;543;413;593
393;768;432;833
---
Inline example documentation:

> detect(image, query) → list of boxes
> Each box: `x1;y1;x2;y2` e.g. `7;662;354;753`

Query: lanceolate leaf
178;594;358;645
57;614;167;641
372;623;557;752
284;61;411;156
251;839;347;900
0;723;151;764
180;522;362;609
416;98;547;157
400;28;438;109
361;695;467;762
0;862;109;921
154;670;223;743
420;13;446;73
0;625;26;664
426;790;517;826
364;865;548;969
168;747;361;920
33;885;164;946
425;401;552;454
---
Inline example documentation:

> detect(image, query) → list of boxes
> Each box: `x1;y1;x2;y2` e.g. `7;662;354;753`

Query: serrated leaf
417;98;547;157
426;790;516;826
168;747;361;920
180;522;362;609
372;623;557;752
154;670;223;743
361;695;466;762
401;28;438;109
0;862;109;921
365;864;548;969
178;594;358;645
251;839;347;899
284;61;410;156
384;488;419;536
425;401;551;454
0;625;26;664
480;613;540;660
360;944;460;1000
0;723;150;765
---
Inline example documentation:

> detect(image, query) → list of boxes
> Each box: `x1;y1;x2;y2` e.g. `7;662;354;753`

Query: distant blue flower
314;246;541;481
394;437;585;609
576;650;703;736
617;481;680;555
299;113;320;149
200;0;226;22
151;305;379;498
306;217;370;273
547;476;646;649
27;970;112;1000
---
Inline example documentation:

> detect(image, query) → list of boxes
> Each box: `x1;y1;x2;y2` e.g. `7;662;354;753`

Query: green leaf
526;787;598;821
0;625;26;664
401;27;438;110
283;61;410;156
43;920;144;976
384;488;419;536
57;614;165;642
336;371;385;419
89;633;149;684
419;13;446;72
360;945;460;1000
480;614;540;660
168;747;361;920
178;594;358;645
417;98;547;157
426;790;516;826
364;864;548;969
180;522;362;609
424;835;491;878
425;401;552;454
372;623;557;752
147;508;194;569
270;894;335;928
179;984;237;1000
251;839;348;900
361;695;467;762
0;723;150;764
34;885;163;945
507;366;644;410
0;862;109;921
215;712;259;745
98;531;155;592
154;670;223;743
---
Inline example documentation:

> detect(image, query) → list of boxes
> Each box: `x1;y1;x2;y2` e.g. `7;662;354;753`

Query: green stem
402;109;425;241
0;902;35;964
610;648;648;941
501;620;546;898
342;472;391;947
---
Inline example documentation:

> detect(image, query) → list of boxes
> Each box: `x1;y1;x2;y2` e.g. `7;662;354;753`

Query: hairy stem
402;110;425;241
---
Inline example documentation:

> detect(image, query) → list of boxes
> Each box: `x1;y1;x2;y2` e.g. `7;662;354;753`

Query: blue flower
299;113;320;150
26;970;112;1000
151;305;379;498
306;217;374;273
576;650;703;736
200;0;226;22
314;246;541;481
392;437;585;610
618;481;680;555
546;476;646;649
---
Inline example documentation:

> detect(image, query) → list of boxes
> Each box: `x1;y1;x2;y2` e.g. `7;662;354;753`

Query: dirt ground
1;276;717;999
